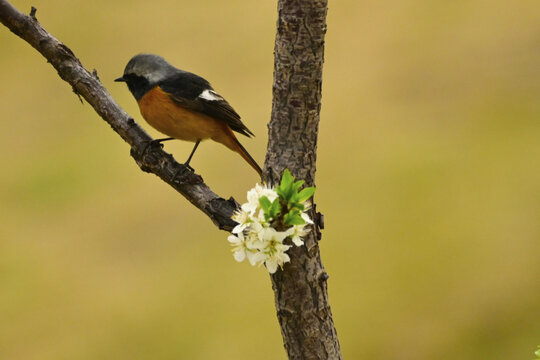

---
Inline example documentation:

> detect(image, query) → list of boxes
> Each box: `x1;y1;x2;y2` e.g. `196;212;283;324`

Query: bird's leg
183;140;201;171
154;137;175;143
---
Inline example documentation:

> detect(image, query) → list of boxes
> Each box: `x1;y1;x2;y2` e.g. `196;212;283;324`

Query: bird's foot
183;162;195;172
141;137;174;158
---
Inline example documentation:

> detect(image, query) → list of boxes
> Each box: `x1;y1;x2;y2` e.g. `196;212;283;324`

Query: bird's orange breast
137;86;226;142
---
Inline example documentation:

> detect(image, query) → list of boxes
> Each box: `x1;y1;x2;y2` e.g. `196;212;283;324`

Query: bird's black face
115;73;153;101
116;54;178;101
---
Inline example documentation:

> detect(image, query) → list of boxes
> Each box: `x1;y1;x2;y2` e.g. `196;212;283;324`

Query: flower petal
233;250;246;262
247;251;265;266
301;212;314;224
266;260;278;274
227;234;240;244
291;236;304;246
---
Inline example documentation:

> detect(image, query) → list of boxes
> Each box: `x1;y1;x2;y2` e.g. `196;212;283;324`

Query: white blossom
242;183;278;215
301;211;314;225
228;232;263;265
228;232;248;262
264;244;291;274
228;182;314;274
289;224;310;246
231;209;251;234
258;228;292;273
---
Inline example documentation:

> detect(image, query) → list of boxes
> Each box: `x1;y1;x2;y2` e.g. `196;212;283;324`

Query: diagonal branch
0;0;238;231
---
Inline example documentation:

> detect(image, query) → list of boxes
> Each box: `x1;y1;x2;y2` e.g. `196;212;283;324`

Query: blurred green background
1;0;539;359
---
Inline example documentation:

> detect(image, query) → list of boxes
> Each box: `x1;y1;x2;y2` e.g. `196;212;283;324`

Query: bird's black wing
159;71;254;137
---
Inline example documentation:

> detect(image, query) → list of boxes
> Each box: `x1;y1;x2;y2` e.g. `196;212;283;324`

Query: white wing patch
199;89;223;101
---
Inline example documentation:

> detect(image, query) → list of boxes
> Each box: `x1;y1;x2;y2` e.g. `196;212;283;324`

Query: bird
115;53;262;176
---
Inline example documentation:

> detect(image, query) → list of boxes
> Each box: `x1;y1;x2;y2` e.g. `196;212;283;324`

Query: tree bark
265;1;341;359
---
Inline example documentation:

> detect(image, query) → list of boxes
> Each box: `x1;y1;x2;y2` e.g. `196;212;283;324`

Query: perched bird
115;54;262;176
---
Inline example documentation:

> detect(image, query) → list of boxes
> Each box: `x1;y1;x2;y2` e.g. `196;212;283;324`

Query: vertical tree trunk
264;1;341;359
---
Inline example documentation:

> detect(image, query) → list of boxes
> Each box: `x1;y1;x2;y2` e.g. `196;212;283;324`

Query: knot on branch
313;203;324;241
207;197;239;232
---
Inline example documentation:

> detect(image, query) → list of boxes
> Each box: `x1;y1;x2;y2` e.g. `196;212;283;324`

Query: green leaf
284;210;306;225
270;198;282;218
297;187;316;203
277;187;291;202
259;196;272;212
290;202;304;211
292;179;305;193
278;170;293;194
277;169;297;201
281;169;294;188
276;186;287;200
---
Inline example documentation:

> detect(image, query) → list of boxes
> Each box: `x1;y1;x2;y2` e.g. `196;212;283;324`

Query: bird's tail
232;136;262;176
213;125;262;176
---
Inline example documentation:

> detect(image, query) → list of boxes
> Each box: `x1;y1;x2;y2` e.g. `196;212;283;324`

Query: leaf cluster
259;169;316;226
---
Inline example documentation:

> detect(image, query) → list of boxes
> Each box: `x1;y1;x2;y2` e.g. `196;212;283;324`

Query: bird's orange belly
137;86;224;142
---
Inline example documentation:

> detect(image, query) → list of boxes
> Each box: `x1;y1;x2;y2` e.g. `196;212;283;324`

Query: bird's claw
183;163;195;172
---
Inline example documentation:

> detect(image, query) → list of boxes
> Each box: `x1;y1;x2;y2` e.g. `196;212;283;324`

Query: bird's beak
114;76;126;82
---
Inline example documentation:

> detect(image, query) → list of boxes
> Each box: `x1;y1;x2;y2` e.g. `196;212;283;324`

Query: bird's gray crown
123;54;177;84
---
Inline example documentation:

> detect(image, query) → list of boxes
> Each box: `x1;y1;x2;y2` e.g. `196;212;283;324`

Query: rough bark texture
264;0;341;359
0;0;238;231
